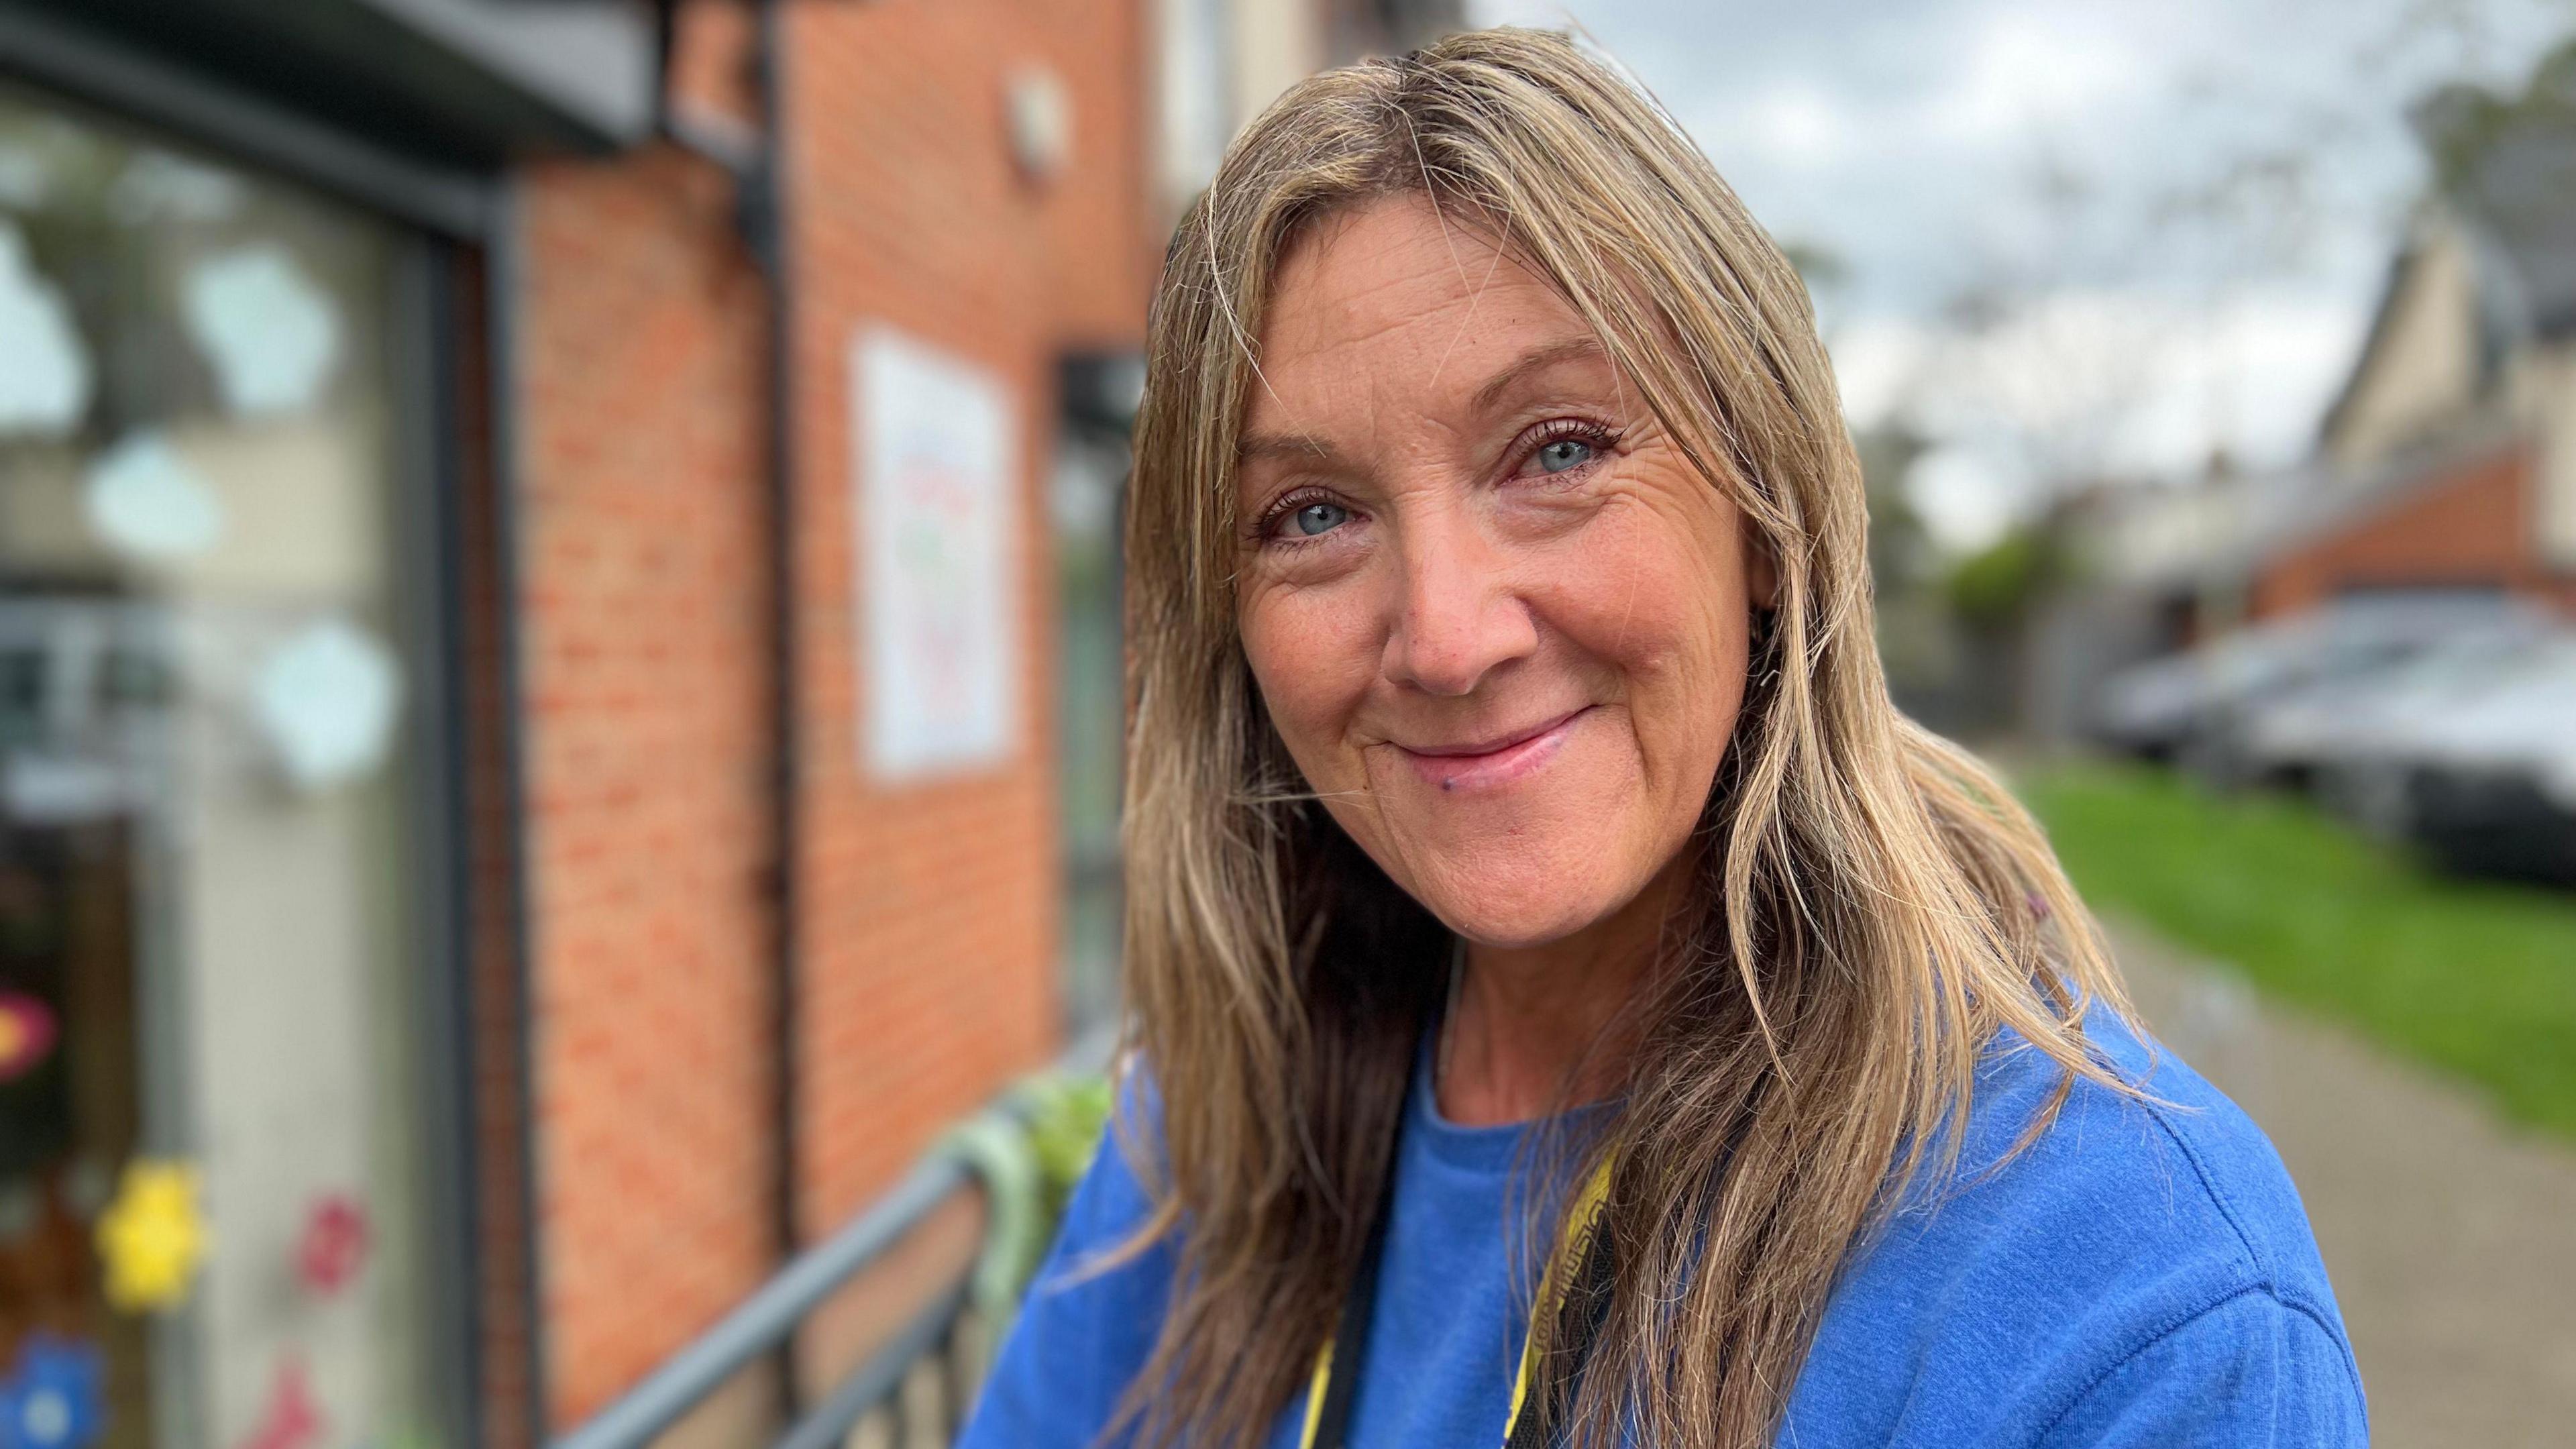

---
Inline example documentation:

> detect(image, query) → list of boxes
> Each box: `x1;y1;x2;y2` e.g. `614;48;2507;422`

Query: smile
1395;707;1593;793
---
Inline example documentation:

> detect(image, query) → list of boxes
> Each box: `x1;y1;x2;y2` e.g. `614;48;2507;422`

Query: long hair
1113;28;2131;1449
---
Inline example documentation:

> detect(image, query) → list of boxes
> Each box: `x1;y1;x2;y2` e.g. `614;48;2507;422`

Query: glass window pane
0;83;441;1449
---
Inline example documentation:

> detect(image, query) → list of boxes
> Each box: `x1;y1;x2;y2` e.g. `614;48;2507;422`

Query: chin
1446;905;1609;951
1406;851;1637;950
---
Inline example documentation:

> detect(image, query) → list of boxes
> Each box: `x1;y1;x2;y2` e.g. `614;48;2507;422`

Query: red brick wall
507;0;1154;1426
2253;439;2576;618
514;145;782;1422
778;0;1150;1246
669;0;760;130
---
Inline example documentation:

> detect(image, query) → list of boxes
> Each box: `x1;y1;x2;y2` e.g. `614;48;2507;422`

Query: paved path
2109;919;2576;1448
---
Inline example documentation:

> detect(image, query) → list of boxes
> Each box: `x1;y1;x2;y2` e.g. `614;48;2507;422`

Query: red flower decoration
0;991;56;1083
294;1195;368;1299
233;1358;321;1449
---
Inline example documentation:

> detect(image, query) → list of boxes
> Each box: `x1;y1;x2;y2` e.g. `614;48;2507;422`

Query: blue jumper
963;1008;2365;1447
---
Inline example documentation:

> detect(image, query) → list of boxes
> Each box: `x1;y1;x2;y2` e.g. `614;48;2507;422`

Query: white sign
854;326;1020;780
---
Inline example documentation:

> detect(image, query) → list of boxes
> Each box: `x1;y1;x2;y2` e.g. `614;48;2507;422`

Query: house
2039;54;2576;747
2245;58;2576;619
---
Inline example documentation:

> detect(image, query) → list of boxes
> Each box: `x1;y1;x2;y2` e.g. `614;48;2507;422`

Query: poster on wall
853;325;1021;782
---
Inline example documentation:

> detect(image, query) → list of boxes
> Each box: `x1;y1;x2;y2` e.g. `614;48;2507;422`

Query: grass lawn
2018;759;2576;1140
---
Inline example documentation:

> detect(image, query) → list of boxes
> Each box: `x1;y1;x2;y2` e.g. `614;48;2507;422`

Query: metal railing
551;1036;1112;1449
549;1148;985;1449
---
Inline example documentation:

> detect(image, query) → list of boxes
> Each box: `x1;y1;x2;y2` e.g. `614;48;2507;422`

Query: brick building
2245;150;2576;621
2045;70;2576;741
0;3;1452;1448
2118;58;2576;632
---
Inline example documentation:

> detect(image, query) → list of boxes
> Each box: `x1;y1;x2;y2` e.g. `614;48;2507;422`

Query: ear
1741;531;1780;612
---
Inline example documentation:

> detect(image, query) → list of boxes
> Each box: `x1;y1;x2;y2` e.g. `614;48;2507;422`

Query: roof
2116;414;2530;594
2447;119;2576;339
2314;87;2576;455
0;0;657;165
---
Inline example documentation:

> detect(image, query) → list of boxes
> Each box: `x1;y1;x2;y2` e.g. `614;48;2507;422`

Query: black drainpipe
751;0;806;1390
652;0;806;1418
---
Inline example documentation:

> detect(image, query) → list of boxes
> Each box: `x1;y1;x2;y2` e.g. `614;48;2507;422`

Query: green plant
1020;1072;1113;1226
2022;759;2576;1139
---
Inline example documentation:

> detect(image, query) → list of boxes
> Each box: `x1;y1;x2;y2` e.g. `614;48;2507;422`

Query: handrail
547;1028;1114;1449
773;1278;972;1449
547;1150;974;1449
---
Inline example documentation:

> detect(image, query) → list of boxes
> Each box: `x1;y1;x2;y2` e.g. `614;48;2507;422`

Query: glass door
0;84;448;1449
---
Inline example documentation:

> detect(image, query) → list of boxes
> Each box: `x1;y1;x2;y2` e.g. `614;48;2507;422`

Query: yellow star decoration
95;1160;207;1312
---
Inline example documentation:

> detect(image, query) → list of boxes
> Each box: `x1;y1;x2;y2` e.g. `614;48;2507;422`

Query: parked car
2093;595;2535;775
2096;596;2576;883
2238;614;2559;794
2377;641;2576;885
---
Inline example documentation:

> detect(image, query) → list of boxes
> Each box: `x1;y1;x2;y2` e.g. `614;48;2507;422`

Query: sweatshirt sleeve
958;1114;1174;1449
2033;1289;2367;1449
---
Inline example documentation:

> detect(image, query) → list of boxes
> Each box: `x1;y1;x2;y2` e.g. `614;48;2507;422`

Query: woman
965;27;2363;1449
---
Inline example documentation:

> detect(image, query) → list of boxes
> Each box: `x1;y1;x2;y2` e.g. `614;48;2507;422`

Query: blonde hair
1114;27;2130;1449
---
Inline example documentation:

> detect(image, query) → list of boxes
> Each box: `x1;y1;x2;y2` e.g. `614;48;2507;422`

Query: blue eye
1291;500;1349;536
1536;437;1595;474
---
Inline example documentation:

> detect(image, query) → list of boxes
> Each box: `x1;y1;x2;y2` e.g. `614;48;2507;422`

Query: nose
1381;504;1537;698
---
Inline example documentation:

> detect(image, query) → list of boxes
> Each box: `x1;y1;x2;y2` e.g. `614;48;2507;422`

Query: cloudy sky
1468;0;2576;549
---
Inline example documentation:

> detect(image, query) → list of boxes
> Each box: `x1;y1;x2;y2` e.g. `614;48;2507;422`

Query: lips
1395;706;1592;792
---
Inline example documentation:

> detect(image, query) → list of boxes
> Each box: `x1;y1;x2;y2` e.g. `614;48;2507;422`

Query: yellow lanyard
1297;1152;1615;1449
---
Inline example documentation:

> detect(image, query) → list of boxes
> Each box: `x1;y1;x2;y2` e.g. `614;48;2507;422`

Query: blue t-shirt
962;1009;2366;1447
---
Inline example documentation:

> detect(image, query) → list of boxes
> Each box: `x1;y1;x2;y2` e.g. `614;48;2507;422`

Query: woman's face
1235;194;1769;950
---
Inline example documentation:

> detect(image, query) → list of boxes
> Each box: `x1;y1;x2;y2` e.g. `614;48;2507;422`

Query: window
1051;358;1136;1039
0;85;450;1448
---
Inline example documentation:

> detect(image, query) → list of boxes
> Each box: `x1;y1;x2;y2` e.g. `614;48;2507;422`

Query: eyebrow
1232;335;1611;465
1470;335;1609;413
1235;431;1344;464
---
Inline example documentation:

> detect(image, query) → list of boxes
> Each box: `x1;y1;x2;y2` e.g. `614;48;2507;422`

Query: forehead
1246;195;1593;436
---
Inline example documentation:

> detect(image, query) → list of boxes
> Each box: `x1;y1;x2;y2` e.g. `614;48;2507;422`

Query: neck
1436;857;1689;1127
